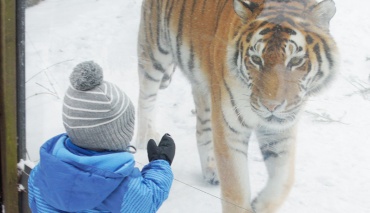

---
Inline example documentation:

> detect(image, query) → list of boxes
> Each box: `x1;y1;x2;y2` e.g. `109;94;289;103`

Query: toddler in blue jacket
28;61;176;213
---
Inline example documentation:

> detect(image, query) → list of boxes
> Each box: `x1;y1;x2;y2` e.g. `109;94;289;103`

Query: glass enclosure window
25;0;370;212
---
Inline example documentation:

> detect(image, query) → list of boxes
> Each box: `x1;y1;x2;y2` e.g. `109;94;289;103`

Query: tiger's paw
251;197;278;213
203;155;219;185
203;167;219;185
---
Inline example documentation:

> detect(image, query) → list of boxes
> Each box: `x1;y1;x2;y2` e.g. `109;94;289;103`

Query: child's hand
147;133;176;165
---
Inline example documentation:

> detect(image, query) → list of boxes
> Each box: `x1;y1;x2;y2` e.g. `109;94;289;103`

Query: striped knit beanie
62;61;135;151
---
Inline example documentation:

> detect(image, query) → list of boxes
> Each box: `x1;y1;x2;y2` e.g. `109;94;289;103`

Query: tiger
135;0;339;212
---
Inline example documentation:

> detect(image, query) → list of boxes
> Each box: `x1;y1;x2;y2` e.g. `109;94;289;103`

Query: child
28;61;176;213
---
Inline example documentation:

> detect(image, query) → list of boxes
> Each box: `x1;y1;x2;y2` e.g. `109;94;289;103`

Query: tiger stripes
136;0;339;212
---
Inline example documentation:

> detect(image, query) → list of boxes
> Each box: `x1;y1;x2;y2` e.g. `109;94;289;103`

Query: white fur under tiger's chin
255;109;303;131
258;117;297;131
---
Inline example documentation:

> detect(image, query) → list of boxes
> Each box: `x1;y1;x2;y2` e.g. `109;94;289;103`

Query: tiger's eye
251;55;262;65
289;57;303;66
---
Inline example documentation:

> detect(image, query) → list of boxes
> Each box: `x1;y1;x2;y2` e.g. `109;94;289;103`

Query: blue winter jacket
28;133;173;213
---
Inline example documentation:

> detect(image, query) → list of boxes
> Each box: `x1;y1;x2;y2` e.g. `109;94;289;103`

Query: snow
17;159;35;171
25;0;370;212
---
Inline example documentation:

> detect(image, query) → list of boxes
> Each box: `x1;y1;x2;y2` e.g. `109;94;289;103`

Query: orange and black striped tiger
135;0;338;212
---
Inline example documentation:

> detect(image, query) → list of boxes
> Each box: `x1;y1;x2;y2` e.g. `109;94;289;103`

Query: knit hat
62;61;135;151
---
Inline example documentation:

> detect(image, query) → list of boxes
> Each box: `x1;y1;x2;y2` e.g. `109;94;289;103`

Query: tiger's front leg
252;127;297;213
212;100;254;213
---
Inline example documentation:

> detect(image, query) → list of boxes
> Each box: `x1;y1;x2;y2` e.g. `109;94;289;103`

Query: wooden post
0;0;20;212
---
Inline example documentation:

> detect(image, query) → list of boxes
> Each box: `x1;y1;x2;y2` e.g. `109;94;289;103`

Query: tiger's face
229;6;338;128
248;23;311;127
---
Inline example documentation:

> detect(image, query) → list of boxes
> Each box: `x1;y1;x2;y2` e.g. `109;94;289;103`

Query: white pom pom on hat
69;61;103;91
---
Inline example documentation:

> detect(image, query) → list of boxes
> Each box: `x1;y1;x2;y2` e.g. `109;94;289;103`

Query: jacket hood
34;133;135;211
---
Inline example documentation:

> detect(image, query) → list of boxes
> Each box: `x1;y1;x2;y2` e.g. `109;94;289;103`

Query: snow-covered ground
25;0;370;212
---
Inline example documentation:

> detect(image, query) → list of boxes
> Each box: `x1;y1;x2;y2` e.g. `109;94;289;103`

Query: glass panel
25;0;370;212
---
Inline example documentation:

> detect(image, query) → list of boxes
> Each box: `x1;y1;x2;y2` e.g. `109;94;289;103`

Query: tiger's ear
233;0;261;22
310;0;336;30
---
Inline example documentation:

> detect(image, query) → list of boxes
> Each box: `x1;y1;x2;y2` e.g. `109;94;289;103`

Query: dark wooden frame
1;0;26;212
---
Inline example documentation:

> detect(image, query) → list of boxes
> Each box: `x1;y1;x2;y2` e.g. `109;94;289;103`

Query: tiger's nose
260;99;285;112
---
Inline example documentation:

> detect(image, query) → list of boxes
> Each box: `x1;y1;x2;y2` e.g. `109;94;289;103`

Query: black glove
147;133;176;165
